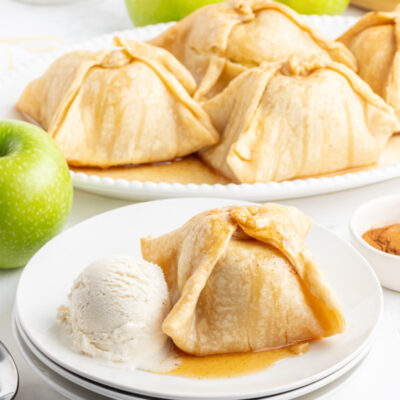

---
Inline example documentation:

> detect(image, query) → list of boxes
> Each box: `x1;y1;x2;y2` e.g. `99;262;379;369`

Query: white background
1;1;399;399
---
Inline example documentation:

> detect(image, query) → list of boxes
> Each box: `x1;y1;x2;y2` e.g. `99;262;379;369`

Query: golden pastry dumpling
150;0;356;100
338;7;400;119
200;57;400;184
141;204;345;356
16;37;219;168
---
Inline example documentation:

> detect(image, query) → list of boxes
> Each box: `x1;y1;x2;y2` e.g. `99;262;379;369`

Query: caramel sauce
71;136;400;185
164;343;309;379
71;155;228;185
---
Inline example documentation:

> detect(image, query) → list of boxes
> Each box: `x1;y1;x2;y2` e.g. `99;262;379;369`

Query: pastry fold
151;0;357;100
200;56;400;183
338;6;400;120
141;204;345;356
16;37;219;168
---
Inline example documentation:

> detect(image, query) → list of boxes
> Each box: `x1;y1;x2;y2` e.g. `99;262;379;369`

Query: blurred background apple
125;0;350;27
125;0;224;27
278;0;350;14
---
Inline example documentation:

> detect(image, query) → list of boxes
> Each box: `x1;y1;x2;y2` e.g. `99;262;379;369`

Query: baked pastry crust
200;56;399;183
16;37;219;168
141;204;345;356
151;0;357;100
338;6;400;120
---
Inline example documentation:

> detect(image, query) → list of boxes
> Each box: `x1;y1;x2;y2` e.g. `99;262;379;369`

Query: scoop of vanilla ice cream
58;255;171;365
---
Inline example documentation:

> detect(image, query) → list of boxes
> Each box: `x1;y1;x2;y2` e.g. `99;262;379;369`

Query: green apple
125;0;350;26
125;0;224;26
0;120;73;269
277;0;350;15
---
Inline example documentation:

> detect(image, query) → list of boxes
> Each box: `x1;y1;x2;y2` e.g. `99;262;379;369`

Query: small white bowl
350;195;400;292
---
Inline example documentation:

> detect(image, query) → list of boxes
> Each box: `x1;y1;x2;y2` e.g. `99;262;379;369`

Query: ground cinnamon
362;224;400;256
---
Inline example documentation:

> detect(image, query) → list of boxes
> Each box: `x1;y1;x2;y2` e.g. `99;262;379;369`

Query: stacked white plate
14;198;383;400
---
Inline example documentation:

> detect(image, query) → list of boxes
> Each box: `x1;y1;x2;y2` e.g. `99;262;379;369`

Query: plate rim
13;310;373;400
13;315;110;400
15;198;384;400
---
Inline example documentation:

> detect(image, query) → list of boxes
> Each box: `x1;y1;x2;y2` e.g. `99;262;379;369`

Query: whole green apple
125;0;224;26
0;120;73;269
277;0;350;15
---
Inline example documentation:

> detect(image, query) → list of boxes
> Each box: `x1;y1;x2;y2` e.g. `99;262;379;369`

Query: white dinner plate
2;17;400;202
13;318;111;400
15;198;383;400
13;311;373;400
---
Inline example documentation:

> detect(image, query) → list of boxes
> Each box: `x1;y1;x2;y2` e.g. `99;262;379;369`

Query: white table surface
1;1;399;399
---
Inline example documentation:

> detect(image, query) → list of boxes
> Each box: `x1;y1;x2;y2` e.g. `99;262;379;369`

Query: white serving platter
2;16;400;201
15;198;383;400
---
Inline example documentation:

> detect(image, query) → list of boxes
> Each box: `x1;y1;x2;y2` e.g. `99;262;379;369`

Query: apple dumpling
16;37;218;168
141;204;345;356
199;56;400;183
150;0;357;100
338;6;400;120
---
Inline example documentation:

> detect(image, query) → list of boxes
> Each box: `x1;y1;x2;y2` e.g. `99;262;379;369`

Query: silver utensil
0;341;18;400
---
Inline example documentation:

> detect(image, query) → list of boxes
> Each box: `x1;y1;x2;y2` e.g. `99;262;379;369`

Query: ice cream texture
58;255;171;365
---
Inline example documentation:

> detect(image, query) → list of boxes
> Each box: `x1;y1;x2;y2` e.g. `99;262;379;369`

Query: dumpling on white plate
16;37;219;168
200;56;400;183
150;0;357;100
338;6;400;120
141;203;345;356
